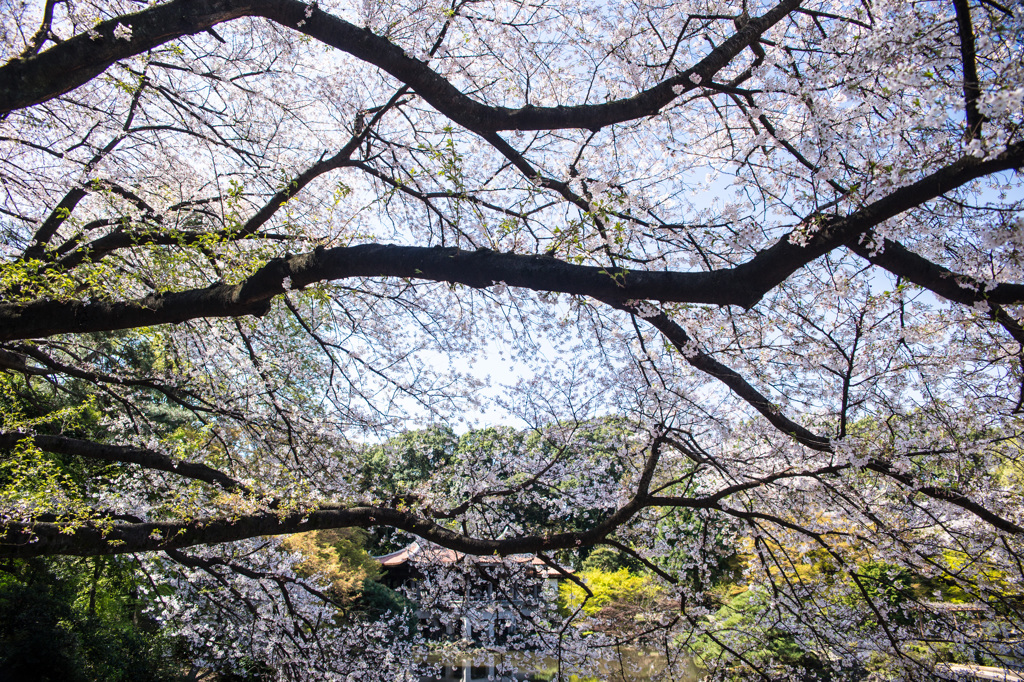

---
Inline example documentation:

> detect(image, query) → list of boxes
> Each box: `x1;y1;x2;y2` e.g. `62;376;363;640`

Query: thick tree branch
0;348;50;375
623;301;1024;535
0;0;256;114
0;243;743;340
848;233;1024;344
4;142;1018;342
0;502;625;559
23;188;87;260
624;303;834;451
952;0;985;140
0;435;670;559
863;459;1024;535
2;455;1019;560
848;233;1024;307
0;432;246;492
0;0;801;133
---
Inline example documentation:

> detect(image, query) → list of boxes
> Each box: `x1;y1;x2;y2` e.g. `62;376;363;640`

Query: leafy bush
559;568;662;618
0;558;178;682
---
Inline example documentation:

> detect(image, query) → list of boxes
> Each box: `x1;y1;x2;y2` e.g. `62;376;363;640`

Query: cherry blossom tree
1;0;1023;678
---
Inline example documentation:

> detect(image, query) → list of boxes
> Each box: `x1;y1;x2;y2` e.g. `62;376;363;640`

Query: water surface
419;650;698;681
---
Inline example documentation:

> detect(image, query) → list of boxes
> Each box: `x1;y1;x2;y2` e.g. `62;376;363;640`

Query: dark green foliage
0;563;85;682
654;506;741;593
358;581;418;634
757;629;831;680
215;659;275;682
579;546;643;573
693;589;838;681
855;561;916;627
363;426;459;555
0;558;178;682
0;333;239;680
363;425;460;494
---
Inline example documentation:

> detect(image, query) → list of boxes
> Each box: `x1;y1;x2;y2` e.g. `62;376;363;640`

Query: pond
419;651;699;681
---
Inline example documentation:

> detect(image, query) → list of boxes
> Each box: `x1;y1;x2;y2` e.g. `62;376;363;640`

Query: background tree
1;0;1023;679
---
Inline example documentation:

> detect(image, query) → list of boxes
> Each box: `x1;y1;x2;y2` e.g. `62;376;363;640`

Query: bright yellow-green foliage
992;440;1024;491
281;529;382;605
0;256;121;303
0;438;91;527
558;568;661;617
0;374;100;527
0;373;98;433
938;548;1017;602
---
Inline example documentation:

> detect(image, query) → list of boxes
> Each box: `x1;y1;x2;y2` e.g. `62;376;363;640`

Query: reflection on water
421;661;535;682
419;651;698;681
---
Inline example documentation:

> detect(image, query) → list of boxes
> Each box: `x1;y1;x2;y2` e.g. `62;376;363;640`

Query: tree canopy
1;0;1023;678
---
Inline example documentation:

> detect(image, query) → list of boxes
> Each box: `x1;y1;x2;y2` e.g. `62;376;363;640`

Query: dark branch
952;0;985;140
4;140;1021;343
848;233;1024;307
0;502;631;559
0;0;801;133
0;432;246;493
624;303;833;451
